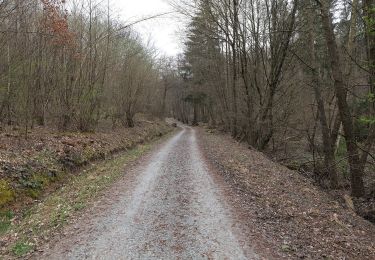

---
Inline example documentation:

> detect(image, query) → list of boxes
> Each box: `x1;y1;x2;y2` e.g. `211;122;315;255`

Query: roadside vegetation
0;120;174;258
0;117;171;209
0;0;175;254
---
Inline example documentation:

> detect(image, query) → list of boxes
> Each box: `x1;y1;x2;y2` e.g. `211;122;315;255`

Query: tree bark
231;0;239;137
318;0;365;196
306;0;339;187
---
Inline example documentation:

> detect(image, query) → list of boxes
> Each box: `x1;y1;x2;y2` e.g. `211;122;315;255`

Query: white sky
112;0;185;57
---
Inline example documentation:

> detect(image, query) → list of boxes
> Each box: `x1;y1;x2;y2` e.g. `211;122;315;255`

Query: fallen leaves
0;120;174;257
199;129;375;259
0;119;172;209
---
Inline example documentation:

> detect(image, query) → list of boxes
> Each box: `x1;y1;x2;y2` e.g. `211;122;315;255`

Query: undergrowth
0;129;175;258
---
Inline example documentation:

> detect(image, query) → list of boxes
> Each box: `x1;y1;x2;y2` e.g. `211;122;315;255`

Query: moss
33;173;51;187
26;189;41;199
24;171;60;199
82;146;95;157
2;128;174;256
0;180;14;207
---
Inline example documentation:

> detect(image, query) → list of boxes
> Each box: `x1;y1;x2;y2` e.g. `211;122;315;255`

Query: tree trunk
162;83;168;116
358;0;375;173
192;103;198;126
319;0;365;196
126;114;135;128
231;0;239;137
306;0;339;187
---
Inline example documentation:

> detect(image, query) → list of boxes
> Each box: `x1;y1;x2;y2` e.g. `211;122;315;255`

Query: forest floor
0;116;174;257
200;127;375;259
1;124;374;259
262;131;375;224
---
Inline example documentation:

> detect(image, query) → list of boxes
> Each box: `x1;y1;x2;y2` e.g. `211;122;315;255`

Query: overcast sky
112;0;185;57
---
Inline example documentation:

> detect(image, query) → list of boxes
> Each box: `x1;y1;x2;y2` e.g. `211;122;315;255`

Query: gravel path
40;127;257;260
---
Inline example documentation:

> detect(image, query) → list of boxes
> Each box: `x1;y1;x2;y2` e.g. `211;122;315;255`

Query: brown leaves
199;129;375;259
40;0;76;48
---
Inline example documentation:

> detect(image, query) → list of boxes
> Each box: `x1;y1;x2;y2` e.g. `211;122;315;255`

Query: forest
0;0;375;258
0;0;170;133
162;0;375;200
0;0;374;197
0;0;374;198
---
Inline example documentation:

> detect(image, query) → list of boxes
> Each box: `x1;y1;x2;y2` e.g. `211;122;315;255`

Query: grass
335;139;350;178
0;120;172;216
0;211;14;235
0;180;14;207
0;130;175;257
11;242;33;256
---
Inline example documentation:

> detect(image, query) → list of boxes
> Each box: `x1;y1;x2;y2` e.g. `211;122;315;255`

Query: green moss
24;171;61;199
26;189;41;199
33;173;51;187
23;174;47;199
2;127;174;256
0;180;14;207
82;147;99;161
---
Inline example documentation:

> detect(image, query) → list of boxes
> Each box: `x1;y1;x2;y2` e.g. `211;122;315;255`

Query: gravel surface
39;127;257;259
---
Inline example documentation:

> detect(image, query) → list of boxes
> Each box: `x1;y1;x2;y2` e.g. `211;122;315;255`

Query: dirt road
40;127;257;259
